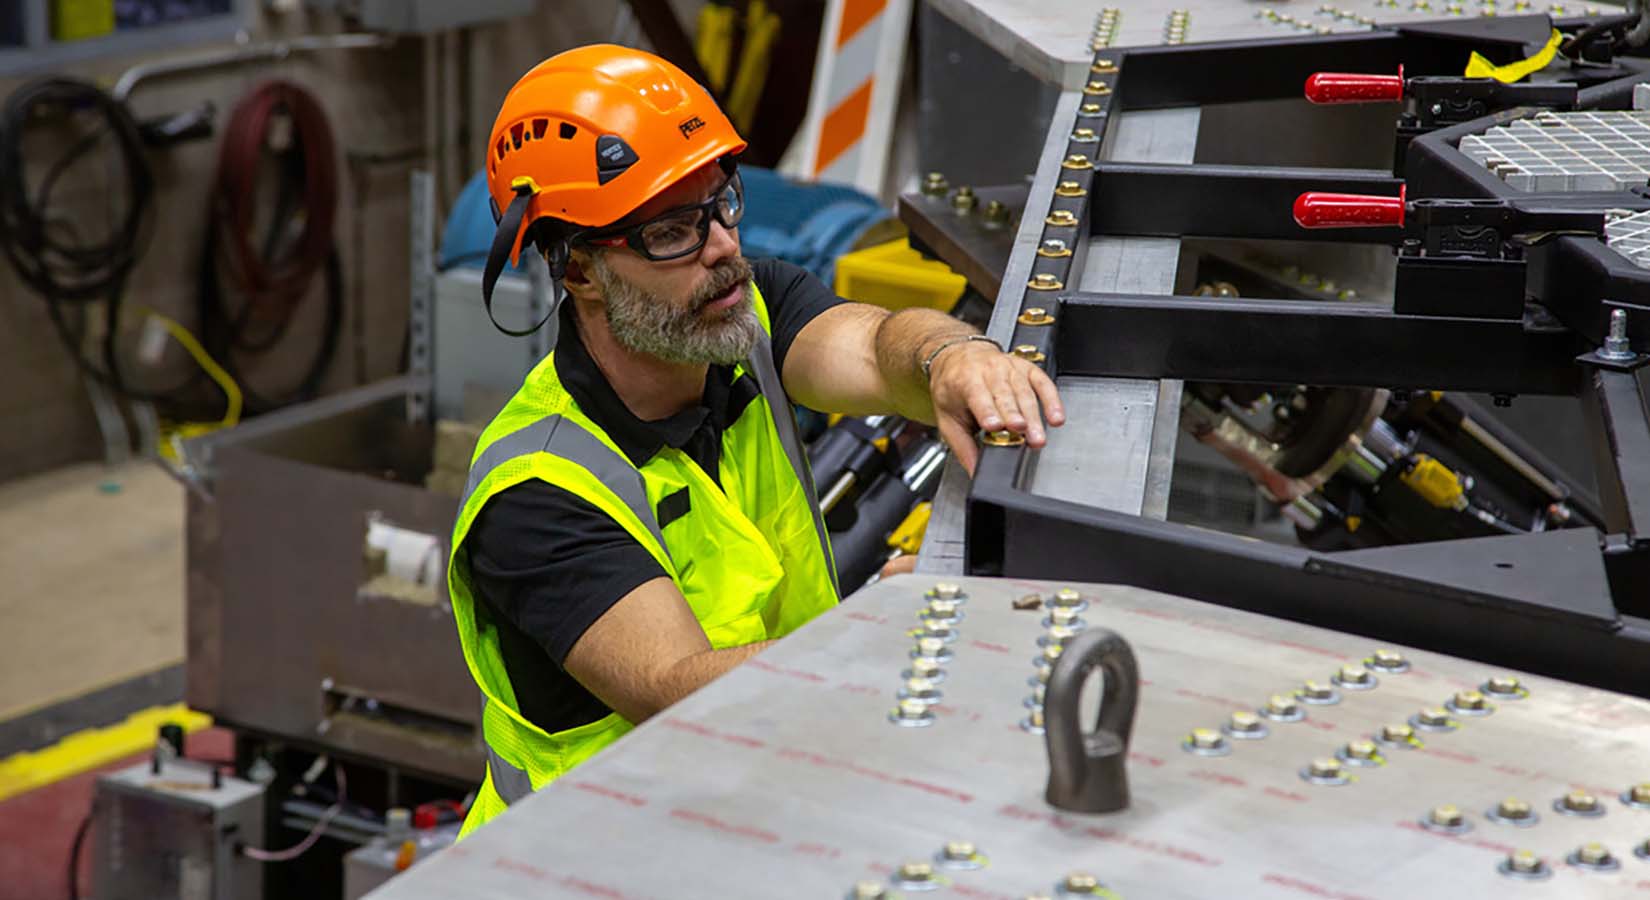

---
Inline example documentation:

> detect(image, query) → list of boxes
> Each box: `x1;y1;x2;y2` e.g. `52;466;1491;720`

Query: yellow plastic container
834;238;967;313
53;0;114;42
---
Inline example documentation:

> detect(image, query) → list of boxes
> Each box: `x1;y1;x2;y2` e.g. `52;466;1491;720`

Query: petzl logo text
679;116;706;138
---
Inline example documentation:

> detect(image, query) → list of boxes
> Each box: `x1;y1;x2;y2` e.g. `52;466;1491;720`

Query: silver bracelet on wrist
920;334;1002;381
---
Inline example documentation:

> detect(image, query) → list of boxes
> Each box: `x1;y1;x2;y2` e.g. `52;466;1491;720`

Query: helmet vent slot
559;122;577;140
531;118;548;140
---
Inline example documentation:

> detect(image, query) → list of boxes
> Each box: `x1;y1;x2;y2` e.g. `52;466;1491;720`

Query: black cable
0;77;199;407
66;812;91;900
1560;13;1640;58
195;81;343;414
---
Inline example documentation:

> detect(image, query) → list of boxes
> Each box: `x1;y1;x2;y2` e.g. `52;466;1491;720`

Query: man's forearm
636;640;771;721
872;307;977;422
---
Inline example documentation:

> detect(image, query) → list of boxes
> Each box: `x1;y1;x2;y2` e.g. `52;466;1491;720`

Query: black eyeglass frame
569;165;745;262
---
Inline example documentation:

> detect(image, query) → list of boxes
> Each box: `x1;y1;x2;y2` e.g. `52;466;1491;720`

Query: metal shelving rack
0;1;249;78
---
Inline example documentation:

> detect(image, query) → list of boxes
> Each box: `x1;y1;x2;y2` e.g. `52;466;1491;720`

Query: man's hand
927;340;1064;474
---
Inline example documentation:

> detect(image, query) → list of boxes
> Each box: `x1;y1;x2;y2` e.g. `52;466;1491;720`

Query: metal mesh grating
1607;208;1650;269
1458;110;1650;192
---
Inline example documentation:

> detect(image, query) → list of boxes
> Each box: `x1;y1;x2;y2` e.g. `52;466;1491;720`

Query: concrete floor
0;461;185;723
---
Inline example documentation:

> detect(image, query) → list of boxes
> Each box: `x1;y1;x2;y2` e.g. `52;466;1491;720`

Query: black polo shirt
466;258;843;734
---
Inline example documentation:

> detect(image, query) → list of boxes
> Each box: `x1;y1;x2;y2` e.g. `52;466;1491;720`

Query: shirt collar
552;301;732;467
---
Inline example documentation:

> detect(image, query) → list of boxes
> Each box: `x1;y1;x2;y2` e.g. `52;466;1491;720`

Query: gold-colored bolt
896;698;929;720
1083;81;1112;96
1229;711;1262;732
1498;798;1532;820
1345;739;1377;760
904;676;938;696
1629;783;1650;804
1189;727;1225;750
1028;273;1063;291
1042;644;1065;664
1079;102;1104;115
1045;209;1078;227
1267;694;1299;716
909;657;940;679
1300;680;1335;700
1071;127;1097;142
1027;706;1045;728
1012;345;1046;363
1417;706;1451;726
982;430;1024;448
932;582;961;599
1091;59;1117;74
1309;757;1343;779
1453;690;1487;710
915;636;946;657
1577;842;1611;866
898;861;935;882
1063;873;1101;892
1048;605;1079;626
983;199;1010;225
1372;649;1406;668
1062;153;1092;170
952;186;977;212
1054;180;1086;198
1562;790;1598;813
1338;664;1372;684
942;841;976;861
1038;238;1071;257
1017;307;1055;326
1382;723;1415;742
1430;804;1463;827
853;881;888;899
921;172;949;196
1507;850;1542;873
1052;588;1083;608
926;598;959;618
1486;675;1522;694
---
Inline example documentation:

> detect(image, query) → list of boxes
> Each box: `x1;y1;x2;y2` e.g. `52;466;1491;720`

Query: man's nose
699;219;739;267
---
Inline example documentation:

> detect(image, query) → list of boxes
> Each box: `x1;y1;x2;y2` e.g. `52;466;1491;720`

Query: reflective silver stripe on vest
460;414;670;559
481;699;534;804
745;333;840;594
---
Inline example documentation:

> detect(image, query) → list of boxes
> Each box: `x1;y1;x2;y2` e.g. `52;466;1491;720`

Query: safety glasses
574;170;745;261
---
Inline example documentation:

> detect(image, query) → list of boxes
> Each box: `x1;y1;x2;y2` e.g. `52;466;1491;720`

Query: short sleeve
750;257;847;373
466;479;669;664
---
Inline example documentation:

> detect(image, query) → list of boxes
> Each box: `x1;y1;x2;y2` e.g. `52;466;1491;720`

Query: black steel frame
964;17;1650;697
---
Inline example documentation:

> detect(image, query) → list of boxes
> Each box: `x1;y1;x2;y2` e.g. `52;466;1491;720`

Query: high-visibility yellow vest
446;282;839;837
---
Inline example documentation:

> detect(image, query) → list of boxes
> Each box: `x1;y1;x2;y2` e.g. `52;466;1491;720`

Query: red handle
1304;71;1405;104
1293;186;1406;229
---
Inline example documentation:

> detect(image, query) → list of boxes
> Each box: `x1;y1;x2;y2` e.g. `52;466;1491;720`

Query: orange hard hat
481;44;746;332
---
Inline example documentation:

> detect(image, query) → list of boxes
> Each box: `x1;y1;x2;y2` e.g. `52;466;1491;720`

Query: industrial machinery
92;746;266;900
902;12;1650;698
364;575;1650;898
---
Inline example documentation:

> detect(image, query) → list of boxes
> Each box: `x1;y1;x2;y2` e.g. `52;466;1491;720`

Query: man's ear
560;248;603;304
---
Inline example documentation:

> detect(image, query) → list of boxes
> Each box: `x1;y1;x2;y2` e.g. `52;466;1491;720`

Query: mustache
690;257;753;309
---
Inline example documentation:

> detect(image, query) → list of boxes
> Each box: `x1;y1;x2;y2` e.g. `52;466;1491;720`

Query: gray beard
589;253;761;366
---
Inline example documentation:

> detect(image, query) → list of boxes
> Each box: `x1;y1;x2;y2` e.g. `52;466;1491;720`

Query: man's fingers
1029;366;1066;426
937;415;979;476
989;369;1028;432
965;384;1005;432
1011;374;1047;446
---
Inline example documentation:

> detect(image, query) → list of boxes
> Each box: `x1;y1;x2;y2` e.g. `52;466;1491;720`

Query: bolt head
852;880;888;899
1063;873;1100;891
1630;783;1650;804
1346;740;1377;759
1309;757;1343;778
898;861;934;881
1453;690;1486;710
1382;723;1414;742
1578;842;1611;865
943;841;976;860
1563;790;1598;812
1486;675;1521;694
1230;711;1261;731
1431;804;1463;827
1508;850;1541;872
1267;694;1298;715
1498;798;1532;819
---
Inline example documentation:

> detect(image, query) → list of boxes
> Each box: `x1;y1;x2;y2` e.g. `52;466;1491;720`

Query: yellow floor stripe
0;704;212;803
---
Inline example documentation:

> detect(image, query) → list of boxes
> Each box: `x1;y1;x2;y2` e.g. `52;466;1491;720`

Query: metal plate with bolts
368;575;1650;900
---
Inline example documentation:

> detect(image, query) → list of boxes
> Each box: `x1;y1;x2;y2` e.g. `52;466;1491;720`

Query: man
448;44;1062;835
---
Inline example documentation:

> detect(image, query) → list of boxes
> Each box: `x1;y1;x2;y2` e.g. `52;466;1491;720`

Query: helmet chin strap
482;185;557;337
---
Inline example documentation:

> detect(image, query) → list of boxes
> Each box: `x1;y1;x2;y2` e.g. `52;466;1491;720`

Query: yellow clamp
886;501;933;555
1402;454;1468;510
